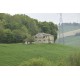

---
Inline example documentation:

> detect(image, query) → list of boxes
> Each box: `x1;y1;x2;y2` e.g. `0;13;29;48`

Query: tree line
0;13;58;43
61;23;80;27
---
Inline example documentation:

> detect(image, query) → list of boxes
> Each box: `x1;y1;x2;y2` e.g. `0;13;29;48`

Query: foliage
38;21;58;42
0;13;58;43
20;57;52;66
25;34;34;44
68;52;80;66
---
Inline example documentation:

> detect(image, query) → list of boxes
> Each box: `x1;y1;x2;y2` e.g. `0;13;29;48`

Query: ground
0;43;80;66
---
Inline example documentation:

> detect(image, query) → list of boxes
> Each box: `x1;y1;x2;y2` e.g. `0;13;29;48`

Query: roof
35;33;53;38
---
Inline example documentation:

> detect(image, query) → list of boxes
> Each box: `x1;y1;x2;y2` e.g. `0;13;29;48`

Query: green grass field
0;43;80;66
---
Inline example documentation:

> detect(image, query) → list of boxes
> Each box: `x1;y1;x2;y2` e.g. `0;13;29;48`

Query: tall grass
20;57;53;66
68;52;80;66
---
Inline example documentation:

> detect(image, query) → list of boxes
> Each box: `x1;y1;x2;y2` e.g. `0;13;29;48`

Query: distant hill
57;23;80;47
59;23;80;33
56;35;80;47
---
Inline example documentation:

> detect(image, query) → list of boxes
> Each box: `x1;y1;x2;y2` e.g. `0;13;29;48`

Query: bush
57;59;67;66
19;57;53;66
68;53;80;66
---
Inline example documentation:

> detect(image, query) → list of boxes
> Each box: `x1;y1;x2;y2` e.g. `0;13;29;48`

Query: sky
26;13;80;24
0;0;80;24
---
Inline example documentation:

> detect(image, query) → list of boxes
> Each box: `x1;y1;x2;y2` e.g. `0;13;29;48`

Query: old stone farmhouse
34;33;54;43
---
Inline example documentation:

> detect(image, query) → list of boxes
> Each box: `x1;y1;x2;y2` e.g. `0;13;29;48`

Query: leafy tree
12;30;27;43
0;29;13;43
25;34;34;44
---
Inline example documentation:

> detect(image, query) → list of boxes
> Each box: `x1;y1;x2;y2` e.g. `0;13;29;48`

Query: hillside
0;43;80;66
59;23;80;33
57;23;80;47
56;35;80;47
0;13;58;43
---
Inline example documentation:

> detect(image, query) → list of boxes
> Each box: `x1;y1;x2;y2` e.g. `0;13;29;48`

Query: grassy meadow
0;43;80;66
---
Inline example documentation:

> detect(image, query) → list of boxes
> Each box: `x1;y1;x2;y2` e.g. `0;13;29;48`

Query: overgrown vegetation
20;57;52;66
68;52;80;66
0;13;58;43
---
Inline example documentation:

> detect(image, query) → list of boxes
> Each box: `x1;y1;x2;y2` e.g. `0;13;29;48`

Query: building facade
34;33;54;43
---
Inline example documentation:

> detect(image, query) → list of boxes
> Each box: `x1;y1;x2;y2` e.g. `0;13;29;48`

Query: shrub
68;53;80;66
19;57;53;66
57;59;67;66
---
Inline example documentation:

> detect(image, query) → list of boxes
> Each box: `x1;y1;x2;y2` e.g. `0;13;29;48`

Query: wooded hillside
0;13;58;43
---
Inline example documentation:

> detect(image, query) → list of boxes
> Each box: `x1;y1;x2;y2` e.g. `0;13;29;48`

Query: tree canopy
0;13;58;43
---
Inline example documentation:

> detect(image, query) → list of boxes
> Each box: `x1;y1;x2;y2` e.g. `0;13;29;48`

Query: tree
37;21;58;42
12;30;27;43
25;34;34;44
0;29;13;43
